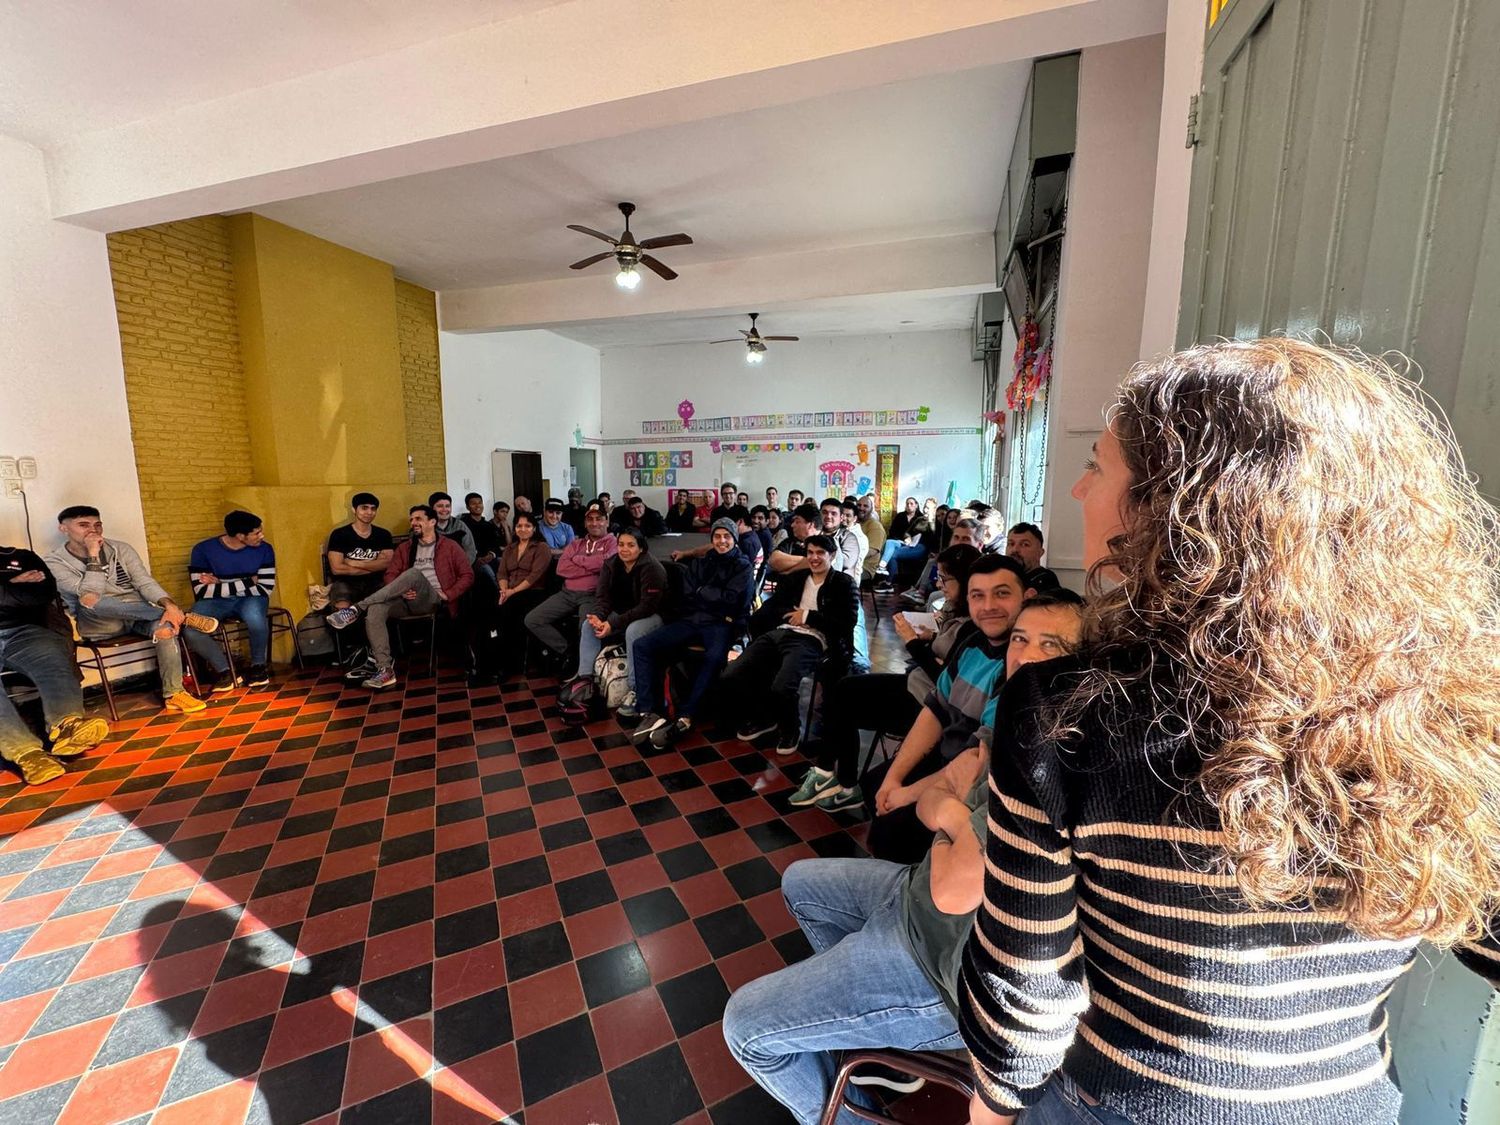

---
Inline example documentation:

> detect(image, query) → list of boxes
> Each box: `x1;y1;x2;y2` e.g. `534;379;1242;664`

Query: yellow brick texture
395;280;446;491
107;217;252;606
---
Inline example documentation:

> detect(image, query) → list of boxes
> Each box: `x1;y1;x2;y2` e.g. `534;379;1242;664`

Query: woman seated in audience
490;511;550;680
875;497;933;583
932;504;951;550
960;339;1500;1125
792;544;981;812
578;528;665;714
766;507;788;551
665;492;698;533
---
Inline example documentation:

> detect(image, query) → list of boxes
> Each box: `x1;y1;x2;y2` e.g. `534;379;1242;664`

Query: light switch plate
17;457;37;479
0;458;16;479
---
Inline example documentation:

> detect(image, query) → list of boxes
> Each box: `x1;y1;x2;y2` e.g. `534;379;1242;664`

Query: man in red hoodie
327;504;473;688
524;504;617;668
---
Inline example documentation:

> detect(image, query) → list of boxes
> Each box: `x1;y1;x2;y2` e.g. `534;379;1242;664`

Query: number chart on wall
624;449;692;487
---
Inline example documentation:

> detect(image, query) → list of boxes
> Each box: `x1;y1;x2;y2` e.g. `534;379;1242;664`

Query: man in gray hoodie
45;505;218;714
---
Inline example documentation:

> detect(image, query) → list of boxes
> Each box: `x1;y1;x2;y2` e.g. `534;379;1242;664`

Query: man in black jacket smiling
719;534;857;755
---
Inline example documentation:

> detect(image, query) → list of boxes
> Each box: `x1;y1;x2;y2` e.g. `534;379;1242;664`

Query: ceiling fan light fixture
615;265;641;290
746;344;766;364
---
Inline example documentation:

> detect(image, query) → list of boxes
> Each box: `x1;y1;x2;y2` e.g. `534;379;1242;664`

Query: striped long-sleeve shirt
959;658;1500;1124
187;537;277;600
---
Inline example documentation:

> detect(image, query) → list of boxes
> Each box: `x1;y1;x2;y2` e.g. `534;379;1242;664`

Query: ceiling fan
710;312;800;364
567;202;693;289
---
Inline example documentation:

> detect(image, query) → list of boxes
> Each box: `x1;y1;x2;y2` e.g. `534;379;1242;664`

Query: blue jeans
0;624;85;762
722;858;963;1124
185;596;269;671
1018;1074;1134;1124
576;613;662;681
630;618;734;718
77;596;184;695
878;541;926;570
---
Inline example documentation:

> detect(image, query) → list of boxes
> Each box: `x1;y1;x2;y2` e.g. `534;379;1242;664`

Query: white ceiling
545;292;979;349
252;61;1030;291
0;0;562;146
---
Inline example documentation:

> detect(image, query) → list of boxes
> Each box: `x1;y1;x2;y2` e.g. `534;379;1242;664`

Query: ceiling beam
47;0;1166;231
438;232;995;333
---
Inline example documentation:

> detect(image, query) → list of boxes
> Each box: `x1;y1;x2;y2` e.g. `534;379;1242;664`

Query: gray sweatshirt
45;538;171;616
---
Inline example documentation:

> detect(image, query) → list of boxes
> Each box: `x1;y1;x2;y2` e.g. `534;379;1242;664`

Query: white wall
1042;35;1165;588
438;328;602;504
598;330;983;510
1138;0;1207;359
0;133;147;555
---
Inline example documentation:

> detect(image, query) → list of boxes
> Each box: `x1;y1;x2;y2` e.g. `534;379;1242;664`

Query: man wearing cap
525;505;617;664
326;493;396;610
539;498;577;554
562;487;589;535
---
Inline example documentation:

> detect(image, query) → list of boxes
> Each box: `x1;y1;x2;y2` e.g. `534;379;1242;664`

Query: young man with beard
722;591;1085;1124
864;555;1030;861
327;505;474;689
524;506;617;666
46;505;216;715
1005;521;1060;593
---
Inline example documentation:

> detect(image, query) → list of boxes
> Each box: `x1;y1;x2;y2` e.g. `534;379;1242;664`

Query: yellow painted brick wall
395;279;446;490
107;217;251;606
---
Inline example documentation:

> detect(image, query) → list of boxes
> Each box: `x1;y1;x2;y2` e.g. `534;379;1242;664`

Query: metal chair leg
81;647;120;722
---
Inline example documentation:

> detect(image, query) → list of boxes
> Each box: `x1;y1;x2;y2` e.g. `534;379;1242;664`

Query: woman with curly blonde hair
959;339;1500;1125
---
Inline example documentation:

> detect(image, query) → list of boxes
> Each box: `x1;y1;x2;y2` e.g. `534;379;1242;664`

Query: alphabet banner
641;406;930;435
875;444;901;522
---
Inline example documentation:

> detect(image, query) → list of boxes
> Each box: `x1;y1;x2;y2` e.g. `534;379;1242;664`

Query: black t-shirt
710;504;736;524
460;514;500;557
0;546;58;629
327;524;394;568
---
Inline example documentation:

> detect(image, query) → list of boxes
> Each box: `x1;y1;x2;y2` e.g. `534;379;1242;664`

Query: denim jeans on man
575;613;663;681
629;619;734;718
722;858;963;1125
77;595;186;695
185;595;269;671
878;540;927;571
0;625;86;763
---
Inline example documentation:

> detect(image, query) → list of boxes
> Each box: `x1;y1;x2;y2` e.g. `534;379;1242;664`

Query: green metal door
1177;2;1500;1121
1177;0;1500;499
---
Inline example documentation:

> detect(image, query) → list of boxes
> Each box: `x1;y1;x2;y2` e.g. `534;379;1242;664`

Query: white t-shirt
782;572;827;648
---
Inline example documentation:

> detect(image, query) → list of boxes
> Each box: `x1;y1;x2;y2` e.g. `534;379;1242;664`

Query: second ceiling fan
567;202;692;289
711;313;799;364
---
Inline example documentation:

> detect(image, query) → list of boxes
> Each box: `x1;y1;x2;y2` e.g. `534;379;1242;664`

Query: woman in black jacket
717;534;858;753
576;528;665;702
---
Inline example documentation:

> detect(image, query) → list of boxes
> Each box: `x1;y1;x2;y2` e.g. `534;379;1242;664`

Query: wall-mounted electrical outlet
3;480;23;500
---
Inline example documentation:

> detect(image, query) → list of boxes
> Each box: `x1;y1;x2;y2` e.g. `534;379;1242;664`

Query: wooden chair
819;1050;974;1125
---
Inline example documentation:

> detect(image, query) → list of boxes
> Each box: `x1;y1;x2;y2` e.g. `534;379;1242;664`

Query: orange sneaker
164;691;207;714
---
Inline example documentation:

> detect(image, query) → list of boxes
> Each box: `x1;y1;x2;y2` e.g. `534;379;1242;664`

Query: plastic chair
819;1050;974;1125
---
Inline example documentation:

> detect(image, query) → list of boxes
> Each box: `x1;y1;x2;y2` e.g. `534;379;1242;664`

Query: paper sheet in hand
899;611;937;632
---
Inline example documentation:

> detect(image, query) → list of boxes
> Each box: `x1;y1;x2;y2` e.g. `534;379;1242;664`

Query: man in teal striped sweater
723;594;1085;1124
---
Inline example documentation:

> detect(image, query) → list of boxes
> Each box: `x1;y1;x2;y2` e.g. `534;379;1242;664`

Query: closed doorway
570;448;597;500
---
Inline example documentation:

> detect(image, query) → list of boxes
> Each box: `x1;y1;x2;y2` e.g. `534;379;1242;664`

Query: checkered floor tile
0;600;909;1124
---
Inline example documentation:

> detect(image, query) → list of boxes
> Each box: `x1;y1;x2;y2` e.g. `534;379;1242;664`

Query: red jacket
384;535;474;616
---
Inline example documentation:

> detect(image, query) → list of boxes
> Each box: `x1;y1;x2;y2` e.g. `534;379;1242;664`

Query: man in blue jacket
630;518;751;749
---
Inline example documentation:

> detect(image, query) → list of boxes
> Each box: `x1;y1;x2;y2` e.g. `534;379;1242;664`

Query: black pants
862;753;944;865
813;673;922;787
486;588;547;675
719;630;823;738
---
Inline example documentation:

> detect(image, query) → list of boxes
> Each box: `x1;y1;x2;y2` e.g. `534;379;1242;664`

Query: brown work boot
47;715;110;759
13;748;65;785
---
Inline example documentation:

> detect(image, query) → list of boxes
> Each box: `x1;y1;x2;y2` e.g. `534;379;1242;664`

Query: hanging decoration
1005;318;1053;411
573;424;586;448
677;399;696;427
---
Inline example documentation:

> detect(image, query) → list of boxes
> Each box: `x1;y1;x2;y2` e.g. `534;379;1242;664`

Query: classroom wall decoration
713;441;819;454
818;459;858;498
876;444;901;521
624;449;692;488
641;405;931;435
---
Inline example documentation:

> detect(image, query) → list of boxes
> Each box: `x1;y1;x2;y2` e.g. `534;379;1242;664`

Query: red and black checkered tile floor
0;607;908;1124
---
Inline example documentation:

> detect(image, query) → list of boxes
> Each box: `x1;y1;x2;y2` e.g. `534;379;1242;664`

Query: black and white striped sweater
958;658;1500;1124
